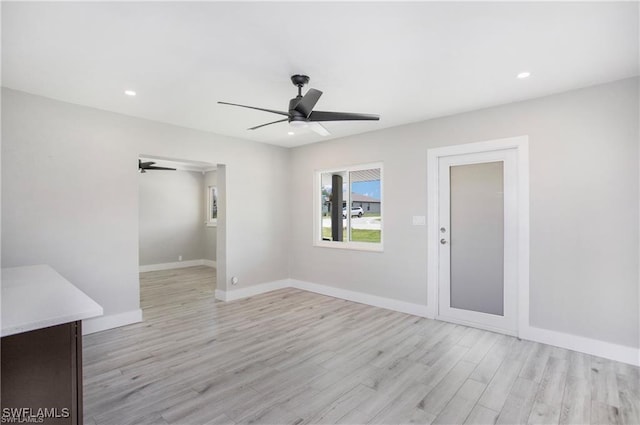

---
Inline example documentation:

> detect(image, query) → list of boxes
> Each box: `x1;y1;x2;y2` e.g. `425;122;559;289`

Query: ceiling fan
218;75;380;136
138;159;176;173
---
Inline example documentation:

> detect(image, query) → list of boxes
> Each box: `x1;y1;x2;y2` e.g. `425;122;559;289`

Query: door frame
426;136;529;337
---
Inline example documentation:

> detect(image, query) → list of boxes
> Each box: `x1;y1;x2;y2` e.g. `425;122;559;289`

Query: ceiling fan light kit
218;75;380;136
289;120;308;128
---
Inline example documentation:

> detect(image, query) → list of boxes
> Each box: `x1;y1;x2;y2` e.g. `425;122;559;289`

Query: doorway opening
137;155;225;301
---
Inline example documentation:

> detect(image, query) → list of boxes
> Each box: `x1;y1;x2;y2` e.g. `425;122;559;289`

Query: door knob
440;239;447;245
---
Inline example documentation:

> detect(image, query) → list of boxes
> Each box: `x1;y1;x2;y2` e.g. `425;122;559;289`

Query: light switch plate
412;216;426;226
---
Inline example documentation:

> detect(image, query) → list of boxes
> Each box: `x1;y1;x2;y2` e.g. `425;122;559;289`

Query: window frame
313;162;384;252
206;185;218;227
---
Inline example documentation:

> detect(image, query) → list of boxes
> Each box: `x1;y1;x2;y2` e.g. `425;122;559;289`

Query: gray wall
138;170;205;266
2;88;290;321
289;78;639;348
203;170;217;262
2;79;637;349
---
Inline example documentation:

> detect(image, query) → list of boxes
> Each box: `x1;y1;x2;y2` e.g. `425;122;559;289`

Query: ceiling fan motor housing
290;74;310;87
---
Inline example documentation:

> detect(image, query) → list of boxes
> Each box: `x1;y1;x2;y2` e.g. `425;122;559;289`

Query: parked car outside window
343;206;364;218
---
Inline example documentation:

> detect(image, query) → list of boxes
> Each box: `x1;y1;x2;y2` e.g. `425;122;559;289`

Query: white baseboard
215;279;290;302
139;259;216;272
215;278;429;317
213;278;639;366
289;279;431;318
520;325;639;367
435;314;518;337
82;309;143;335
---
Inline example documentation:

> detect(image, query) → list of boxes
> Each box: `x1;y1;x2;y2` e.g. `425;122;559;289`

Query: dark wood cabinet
1;321;82;425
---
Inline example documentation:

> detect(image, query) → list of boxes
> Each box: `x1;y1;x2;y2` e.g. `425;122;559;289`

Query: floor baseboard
216;278;639;366
289;279;431;318
215;279;289;302
202;260;217;268
109;270;639;366
520;325;639;367
139;259;216;272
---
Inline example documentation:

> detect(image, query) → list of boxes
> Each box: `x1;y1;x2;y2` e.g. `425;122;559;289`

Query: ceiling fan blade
218;101;289;117
308;122;330;137
308;111;380;122
139;161;155;167
293;88;323;118
146;166;176;171
248;118;288;130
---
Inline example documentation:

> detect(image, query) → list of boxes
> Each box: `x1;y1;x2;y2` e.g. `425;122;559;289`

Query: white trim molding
215;279;290;302
426;136;530;332
211;276;639;366
213;278;430;317
520;325;639;367
139;259;216;272
289;279;430;318
82;309;143;335
435;314;518;337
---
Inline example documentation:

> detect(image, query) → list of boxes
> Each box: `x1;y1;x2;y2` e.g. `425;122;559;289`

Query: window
315;163;383;251
207;186;218;226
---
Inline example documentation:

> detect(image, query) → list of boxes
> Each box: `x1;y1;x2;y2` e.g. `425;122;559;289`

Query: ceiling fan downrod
291;74;310;98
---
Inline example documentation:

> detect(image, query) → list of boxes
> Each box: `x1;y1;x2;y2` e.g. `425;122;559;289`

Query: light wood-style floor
83;266;639;425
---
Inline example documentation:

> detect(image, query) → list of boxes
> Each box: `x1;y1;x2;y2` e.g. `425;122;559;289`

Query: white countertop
1;264;103;337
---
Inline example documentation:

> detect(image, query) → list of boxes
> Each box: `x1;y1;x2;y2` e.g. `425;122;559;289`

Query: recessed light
288;131;295;135
124;90;137;96
517;72;531;79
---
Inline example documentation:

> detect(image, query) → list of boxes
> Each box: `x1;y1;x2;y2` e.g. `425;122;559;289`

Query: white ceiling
2;2;638;148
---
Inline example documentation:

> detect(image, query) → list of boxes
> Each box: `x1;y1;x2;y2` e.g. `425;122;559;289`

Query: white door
437;148;518;334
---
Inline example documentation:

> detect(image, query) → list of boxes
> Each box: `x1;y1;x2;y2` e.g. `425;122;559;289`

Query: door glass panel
449;161;504;316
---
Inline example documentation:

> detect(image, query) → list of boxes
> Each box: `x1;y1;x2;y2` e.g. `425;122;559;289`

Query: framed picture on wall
207;186;218;226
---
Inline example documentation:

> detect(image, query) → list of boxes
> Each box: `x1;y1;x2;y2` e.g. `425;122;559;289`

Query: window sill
313;240;383;252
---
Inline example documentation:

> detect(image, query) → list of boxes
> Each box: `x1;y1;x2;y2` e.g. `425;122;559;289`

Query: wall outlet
178;255;182;261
